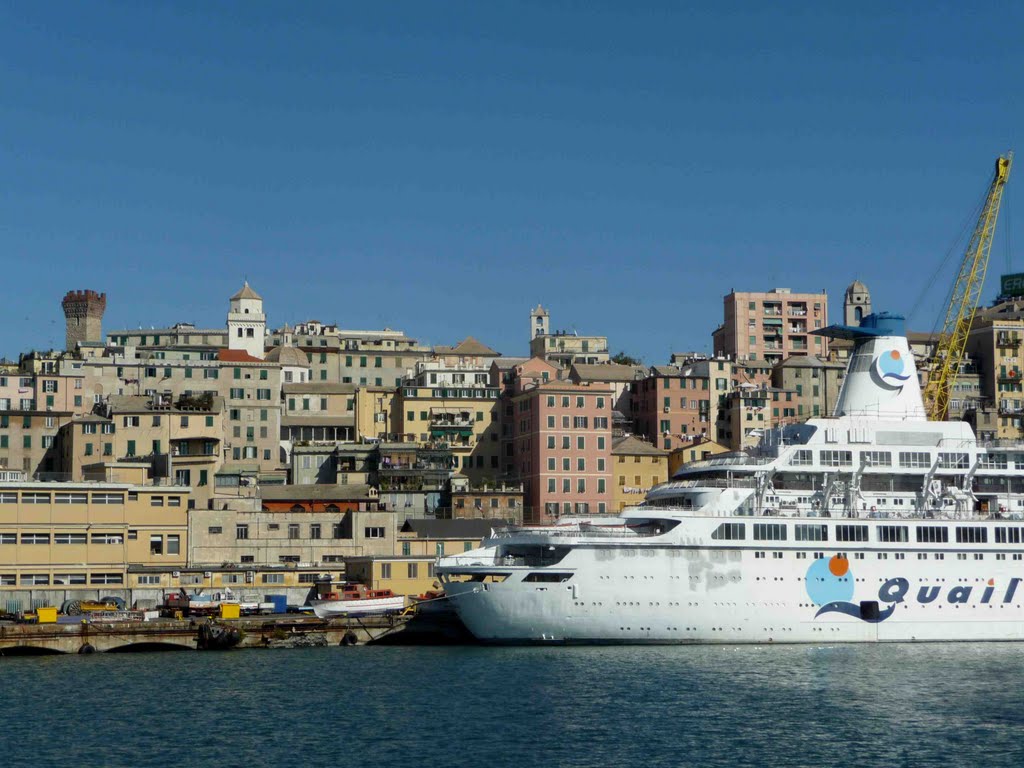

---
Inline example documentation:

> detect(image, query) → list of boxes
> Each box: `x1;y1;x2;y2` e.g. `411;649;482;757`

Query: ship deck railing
642;507;1024;523
655;478;758;490
490;526;656;540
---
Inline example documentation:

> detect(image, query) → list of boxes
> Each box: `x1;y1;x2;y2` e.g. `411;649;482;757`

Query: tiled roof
570;363;645;382
491;357;529;371
650;365;681;377
217;349;266;363
400;518;506;539
612;435;668;456
436;336;499;357
260;483;374;501
231;281;262;301
774;355;843;369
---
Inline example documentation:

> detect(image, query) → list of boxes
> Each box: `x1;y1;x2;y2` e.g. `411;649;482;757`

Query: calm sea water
1;643;1021;767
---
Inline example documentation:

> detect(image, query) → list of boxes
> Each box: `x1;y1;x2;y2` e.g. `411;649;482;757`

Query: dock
0;613;424;655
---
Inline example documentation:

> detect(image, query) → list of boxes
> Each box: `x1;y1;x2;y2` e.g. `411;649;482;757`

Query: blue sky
2;2;1022;363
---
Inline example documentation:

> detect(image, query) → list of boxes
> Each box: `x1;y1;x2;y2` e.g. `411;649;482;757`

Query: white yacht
437;313;1024;643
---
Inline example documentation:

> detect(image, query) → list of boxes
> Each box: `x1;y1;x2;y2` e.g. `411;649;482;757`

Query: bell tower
844;281;872;326
531;304;549;340
227;282;266;359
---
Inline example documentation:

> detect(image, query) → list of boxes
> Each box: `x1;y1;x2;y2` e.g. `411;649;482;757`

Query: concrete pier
0;614;413;655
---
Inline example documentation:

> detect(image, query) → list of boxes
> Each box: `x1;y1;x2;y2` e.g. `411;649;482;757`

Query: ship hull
440;526;1024;644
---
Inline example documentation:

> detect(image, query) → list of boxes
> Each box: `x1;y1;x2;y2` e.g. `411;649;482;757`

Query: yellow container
36;607;58;624
219;603;240;620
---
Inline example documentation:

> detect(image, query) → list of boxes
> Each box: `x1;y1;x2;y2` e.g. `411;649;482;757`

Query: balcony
429;416;475;439
997;333;1021;347
172;446;218;458
998;369;1022;382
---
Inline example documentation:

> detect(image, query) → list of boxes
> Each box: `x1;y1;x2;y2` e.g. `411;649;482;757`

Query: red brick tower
61;289;107;351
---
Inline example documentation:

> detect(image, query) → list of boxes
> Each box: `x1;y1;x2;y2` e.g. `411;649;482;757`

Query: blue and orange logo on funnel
875;349;910;388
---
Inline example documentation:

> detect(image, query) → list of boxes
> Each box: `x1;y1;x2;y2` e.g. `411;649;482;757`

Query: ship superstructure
437;313;1024;643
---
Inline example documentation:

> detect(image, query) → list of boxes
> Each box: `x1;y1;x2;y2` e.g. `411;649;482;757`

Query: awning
431;428;473;437
216;463;260;476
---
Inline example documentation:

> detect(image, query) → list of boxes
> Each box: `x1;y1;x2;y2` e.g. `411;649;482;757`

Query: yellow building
967;306;1024;439
0;480;190;601
345;519;501;596
611;435;668;512
354;385;395;440
0;409;72;479
344;556;439;597
397;518;502;557
667;439;732;476
391;384;501;483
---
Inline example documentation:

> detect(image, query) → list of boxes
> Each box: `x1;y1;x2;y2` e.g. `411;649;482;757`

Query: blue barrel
265;594;288;614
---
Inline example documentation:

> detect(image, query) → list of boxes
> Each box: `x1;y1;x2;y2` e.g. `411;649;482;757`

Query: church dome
845;280;869;298
265;346;309;367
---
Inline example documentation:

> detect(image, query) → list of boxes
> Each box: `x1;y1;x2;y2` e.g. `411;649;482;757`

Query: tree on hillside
611;351;642;366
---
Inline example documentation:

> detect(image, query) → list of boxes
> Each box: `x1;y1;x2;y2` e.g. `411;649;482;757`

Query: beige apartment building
717;386;797;450
282;382;357;445
0;478;189;599
60;394;225;509
431;337;501;370
188;484;397;568
568;362;645;429
966;303;1024;438
770;356;845;420
713;288;829;365
0;409;71;479
107;323;229;349
268;322;430;388
529;305;609;366
447;482;524;524
80;350;282;473
391;384;501;483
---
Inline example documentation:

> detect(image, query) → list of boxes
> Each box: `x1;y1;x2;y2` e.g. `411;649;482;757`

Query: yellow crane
923;152;1013;421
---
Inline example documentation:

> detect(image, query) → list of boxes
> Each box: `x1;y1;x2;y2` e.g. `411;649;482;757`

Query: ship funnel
816;313;927;421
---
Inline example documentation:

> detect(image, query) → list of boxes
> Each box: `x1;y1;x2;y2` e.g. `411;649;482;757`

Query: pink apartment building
511;380;613;524
712;288;829;365
632;359;735;451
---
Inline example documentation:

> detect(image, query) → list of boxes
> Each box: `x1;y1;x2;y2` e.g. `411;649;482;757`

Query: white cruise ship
436;312;1024;643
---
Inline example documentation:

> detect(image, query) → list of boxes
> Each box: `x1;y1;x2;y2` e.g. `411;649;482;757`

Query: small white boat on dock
309;585;406;619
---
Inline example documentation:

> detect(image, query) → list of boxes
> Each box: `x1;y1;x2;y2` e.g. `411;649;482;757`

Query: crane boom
923;152;1013;421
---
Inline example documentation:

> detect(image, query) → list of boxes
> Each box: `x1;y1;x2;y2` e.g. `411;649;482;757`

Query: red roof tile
217;349;265;363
